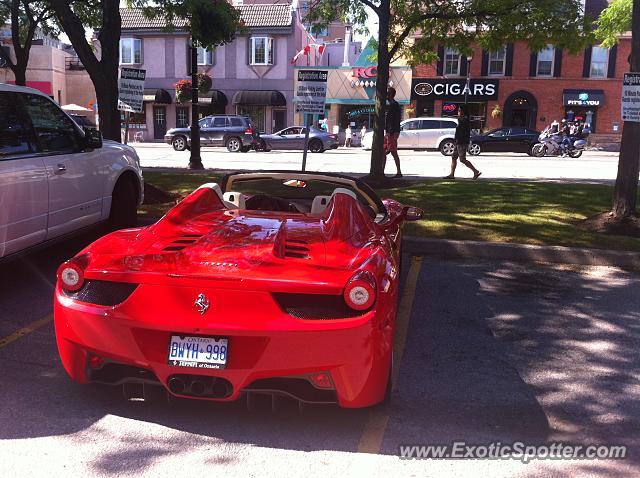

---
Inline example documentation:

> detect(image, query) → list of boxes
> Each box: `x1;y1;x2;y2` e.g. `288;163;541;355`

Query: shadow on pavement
1;256;638;470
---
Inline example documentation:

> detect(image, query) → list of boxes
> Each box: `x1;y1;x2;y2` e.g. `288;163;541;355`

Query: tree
305;0;593;184
49;0;122;141
0;1;56;86
130;0;243;168
595;0;639;219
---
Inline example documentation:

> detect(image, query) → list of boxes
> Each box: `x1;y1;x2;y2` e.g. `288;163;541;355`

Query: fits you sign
294;70;328;115
118;68;146;113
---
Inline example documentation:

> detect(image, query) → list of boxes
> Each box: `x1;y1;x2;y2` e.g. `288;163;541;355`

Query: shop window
590;47;609;78
536;45;555;77
120;38;142;65
176;107;189;128
121;110;147;129
444;48;461;76
197;46;214;65
251;37;274;65
488;47;506;76
237;105;265;132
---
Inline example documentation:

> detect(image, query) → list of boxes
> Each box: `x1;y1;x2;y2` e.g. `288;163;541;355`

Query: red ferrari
54;172;422;408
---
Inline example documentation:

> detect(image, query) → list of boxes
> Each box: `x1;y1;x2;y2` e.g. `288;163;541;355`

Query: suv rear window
230;117;243;127
420;120;440;129
440;121;457;129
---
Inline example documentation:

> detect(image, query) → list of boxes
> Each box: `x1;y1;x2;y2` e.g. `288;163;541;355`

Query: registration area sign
117;67;146;113
294;69;328;171
294;69;328;114
622;73;640;123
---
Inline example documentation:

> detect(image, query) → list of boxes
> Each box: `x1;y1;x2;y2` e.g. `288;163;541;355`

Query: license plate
167;335;228;369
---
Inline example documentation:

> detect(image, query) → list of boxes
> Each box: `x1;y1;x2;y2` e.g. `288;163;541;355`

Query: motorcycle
532;129;589;158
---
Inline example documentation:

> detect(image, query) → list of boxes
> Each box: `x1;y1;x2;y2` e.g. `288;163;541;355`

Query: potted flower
175;79;192;104
196;72;212;94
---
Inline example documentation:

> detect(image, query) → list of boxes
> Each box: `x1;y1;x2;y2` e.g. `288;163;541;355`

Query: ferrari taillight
57;254;90;292
343;270;376;311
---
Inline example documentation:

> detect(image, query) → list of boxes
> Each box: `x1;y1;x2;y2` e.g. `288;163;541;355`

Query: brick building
410;1;629;147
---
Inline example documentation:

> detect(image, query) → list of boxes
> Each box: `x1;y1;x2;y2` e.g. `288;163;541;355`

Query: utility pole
189;35;204;170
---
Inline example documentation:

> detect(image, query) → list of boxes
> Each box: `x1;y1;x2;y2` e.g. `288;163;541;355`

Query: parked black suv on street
164;115;258;152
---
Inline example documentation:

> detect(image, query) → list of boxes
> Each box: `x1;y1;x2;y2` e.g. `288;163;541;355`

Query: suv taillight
245;128;254;134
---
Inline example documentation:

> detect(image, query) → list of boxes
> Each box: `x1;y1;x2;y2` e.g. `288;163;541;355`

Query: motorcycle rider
560;119;572;156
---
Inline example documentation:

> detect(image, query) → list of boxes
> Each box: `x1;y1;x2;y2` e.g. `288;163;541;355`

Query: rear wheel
108;177;137;231
439;139;455;156
568;149;583;158
309;139;324;153
240;146;251;153
468;143;481;155
382;351;394;405
172;136;187;151
226;137;241;152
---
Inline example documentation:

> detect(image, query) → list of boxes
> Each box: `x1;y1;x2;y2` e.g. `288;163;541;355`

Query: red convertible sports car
54;171;422;408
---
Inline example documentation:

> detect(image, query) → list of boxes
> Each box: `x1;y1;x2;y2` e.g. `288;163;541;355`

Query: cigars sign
412;79;499;101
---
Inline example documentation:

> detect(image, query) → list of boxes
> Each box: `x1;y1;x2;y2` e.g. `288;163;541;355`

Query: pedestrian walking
345;125;352;147
444;104;481;180
384;87;402;178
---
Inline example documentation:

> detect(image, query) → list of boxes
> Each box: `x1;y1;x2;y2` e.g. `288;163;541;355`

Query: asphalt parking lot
1;238;638;477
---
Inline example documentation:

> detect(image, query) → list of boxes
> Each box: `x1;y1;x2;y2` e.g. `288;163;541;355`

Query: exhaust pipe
190;380;206;396
168;377;185;395
212;379;232;398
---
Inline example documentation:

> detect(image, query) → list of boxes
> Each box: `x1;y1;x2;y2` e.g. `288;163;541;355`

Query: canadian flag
291;43;326;64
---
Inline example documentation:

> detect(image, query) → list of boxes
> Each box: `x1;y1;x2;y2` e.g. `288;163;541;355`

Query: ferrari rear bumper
54;284;394;408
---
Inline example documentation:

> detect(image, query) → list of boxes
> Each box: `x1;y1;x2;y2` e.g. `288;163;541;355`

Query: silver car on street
257;126;339;153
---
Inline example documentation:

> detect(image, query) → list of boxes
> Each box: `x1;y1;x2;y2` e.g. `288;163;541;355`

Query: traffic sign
294;70;328;114
621;73;640;123
118;68;146;113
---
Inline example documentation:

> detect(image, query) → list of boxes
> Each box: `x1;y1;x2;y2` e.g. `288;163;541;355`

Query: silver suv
362;117;458;155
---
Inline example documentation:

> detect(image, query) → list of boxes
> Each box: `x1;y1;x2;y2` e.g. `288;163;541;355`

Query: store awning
143;88;173;104
232;90;286;106
199;90;228;106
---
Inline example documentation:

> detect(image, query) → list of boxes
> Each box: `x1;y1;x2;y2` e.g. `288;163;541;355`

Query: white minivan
362;117;459;155
0;84;144;261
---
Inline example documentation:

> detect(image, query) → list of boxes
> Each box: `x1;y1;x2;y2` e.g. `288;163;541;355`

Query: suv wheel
172;136;187;151
226;137;241;152
240;146;251;153
108;177;137;231
440;139;456;156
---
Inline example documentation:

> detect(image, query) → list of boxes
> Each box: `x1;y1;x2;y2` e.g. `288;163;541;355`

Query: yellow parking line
0;314;53;349
357;255;423;454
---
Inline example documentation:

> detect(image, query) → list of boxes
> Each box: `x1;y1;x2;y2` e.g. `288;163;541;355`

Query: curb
403;237;640;270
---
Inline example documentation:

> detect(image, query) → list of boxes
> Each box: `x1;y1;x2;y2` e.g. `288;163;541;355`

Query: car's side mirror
84;128;103;149
403;206;423;221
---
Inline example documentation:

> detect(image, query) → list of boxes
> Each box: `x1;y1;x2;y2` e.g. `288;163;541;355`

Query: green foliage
305;0;594;64
595;0;632;47
128;0;244;49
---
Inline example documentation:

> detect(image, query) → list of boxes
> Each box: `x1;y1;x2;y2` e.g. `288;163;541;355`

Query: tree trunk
369;0;392;184
12;65;27;86
92;77;121;142
50;0;122;142
612;0;640;218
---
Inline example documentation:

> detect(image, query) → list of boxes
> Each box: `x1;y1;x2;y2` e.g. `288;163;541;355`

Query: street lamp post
189;35;204;170
464;54;473;106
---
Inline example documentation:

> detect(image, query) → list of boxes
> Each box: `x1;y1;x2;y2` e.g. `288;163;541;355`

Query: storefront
411;78;499;130
294;65;412;133
562;89;604;133
232;90;287;134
